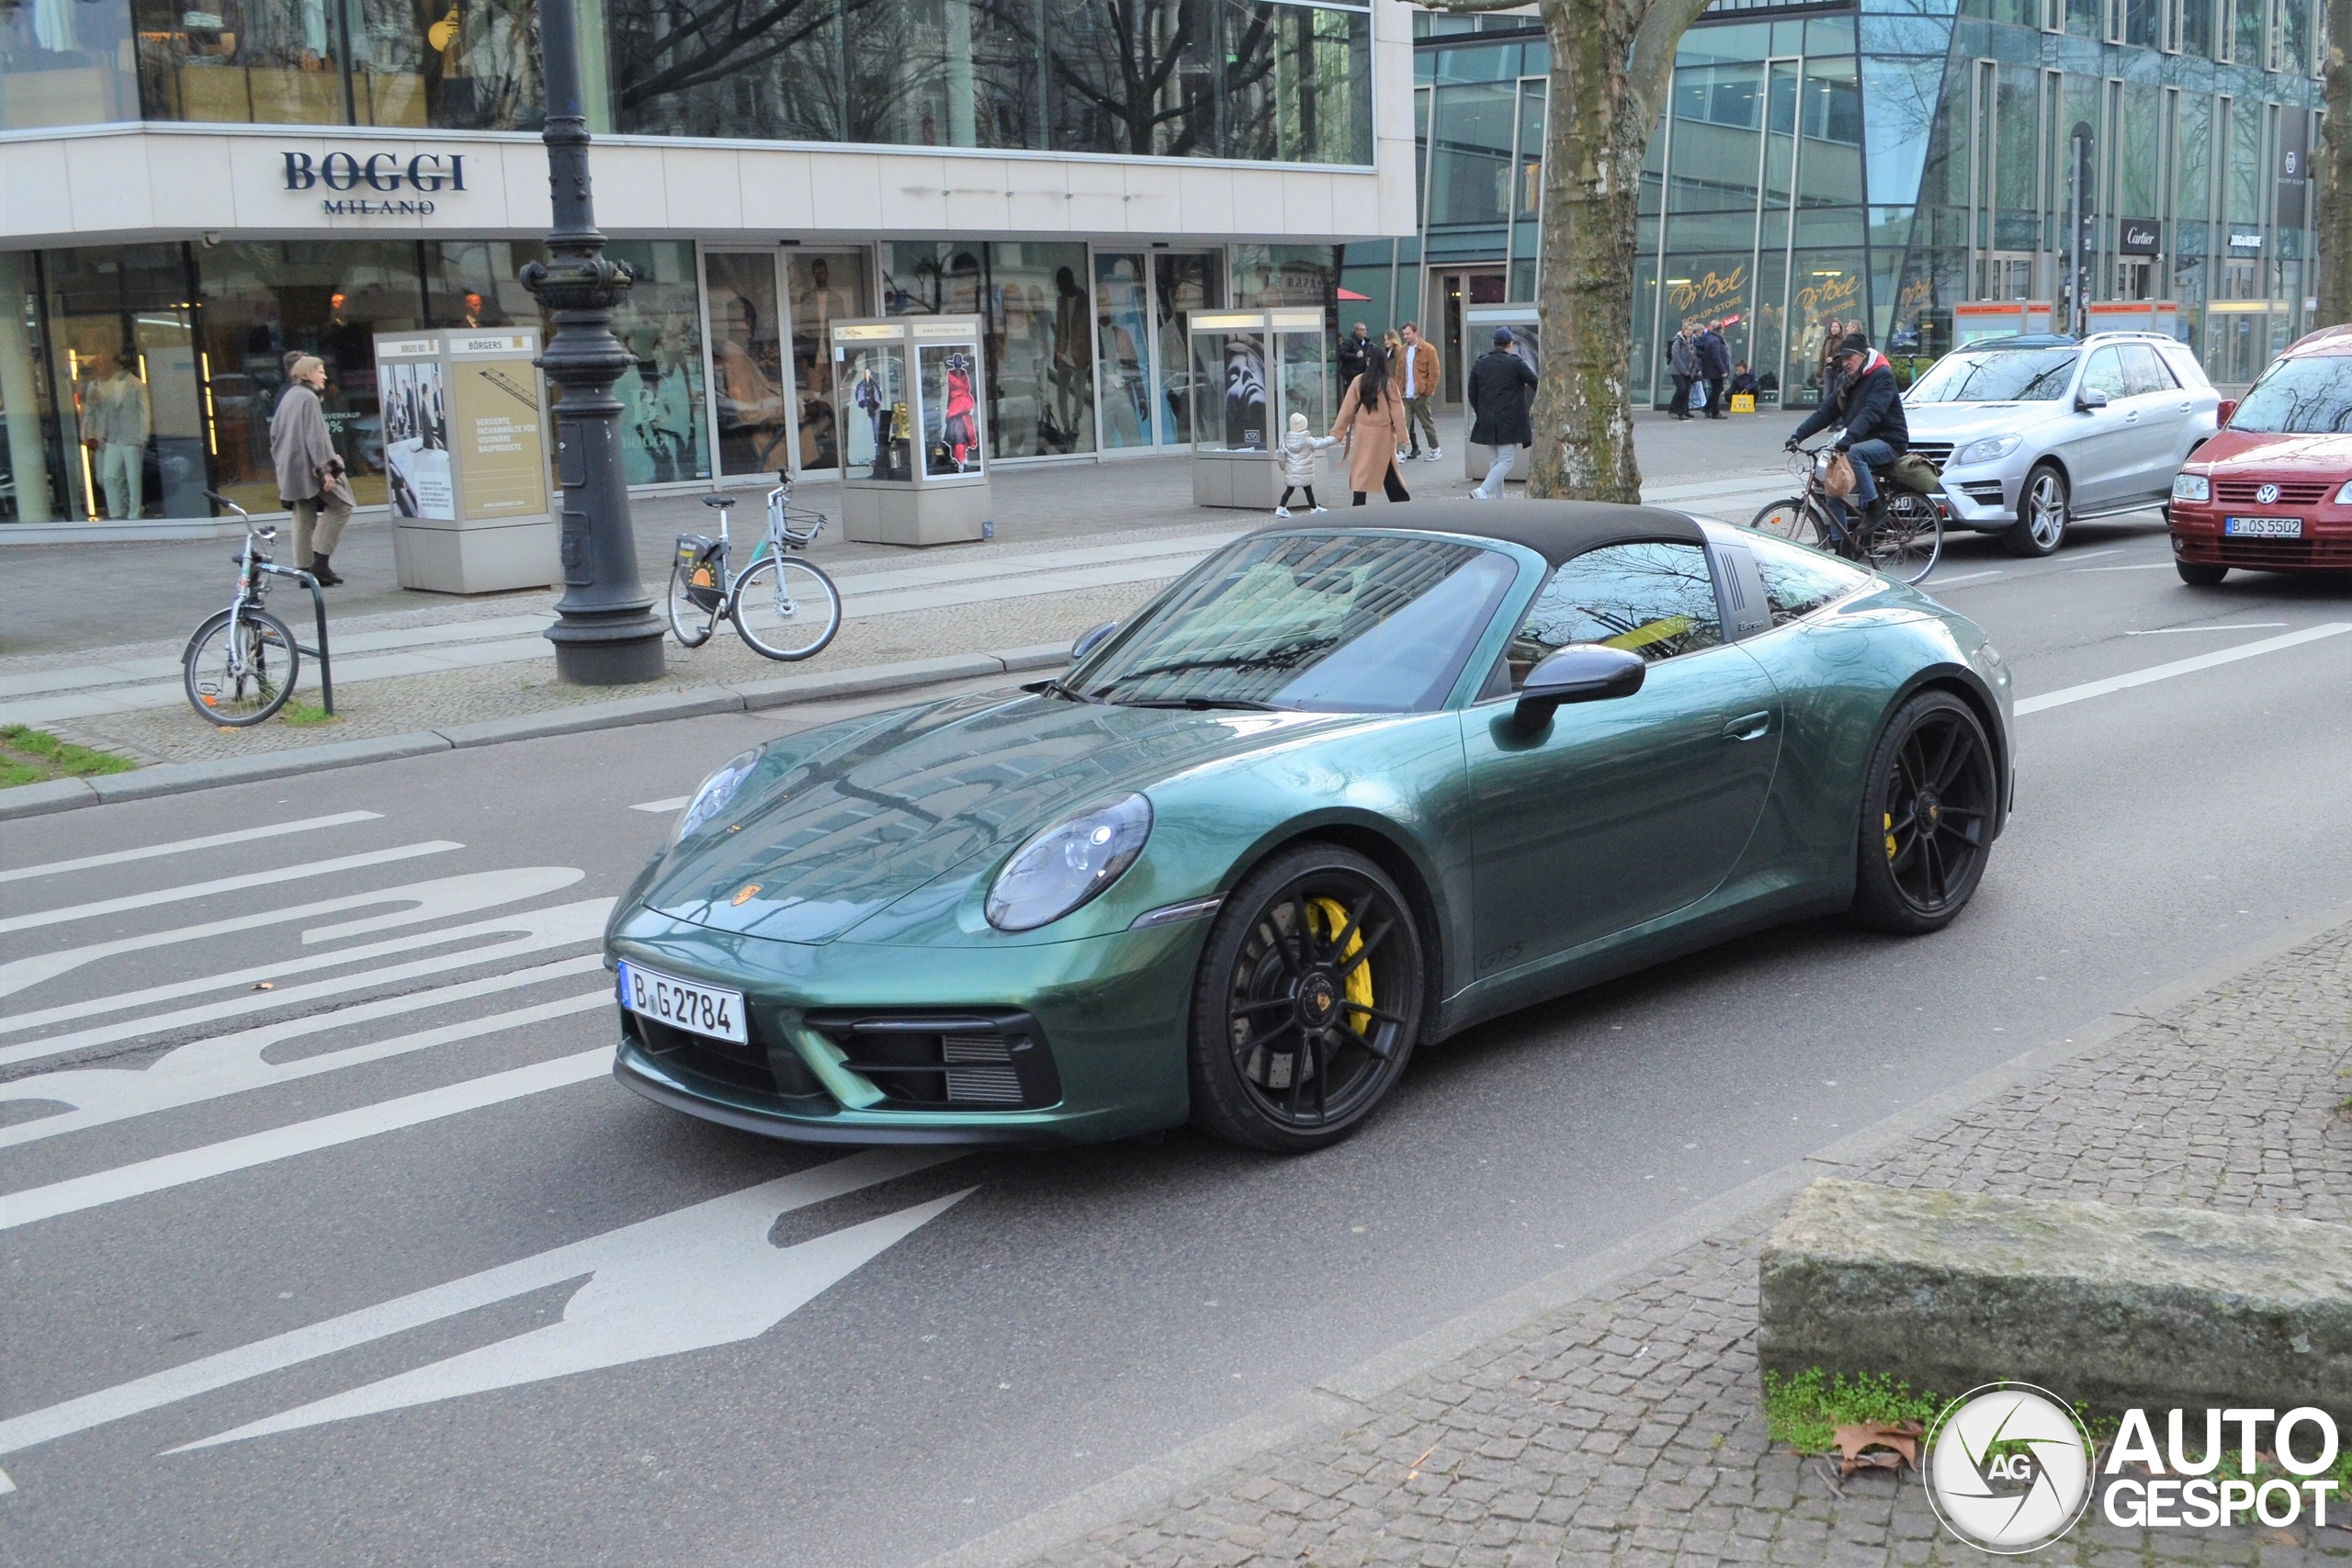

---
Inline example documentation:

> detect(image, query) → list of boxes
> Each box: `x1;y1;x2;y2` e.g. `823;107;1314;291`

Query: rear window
2228;353;2352;434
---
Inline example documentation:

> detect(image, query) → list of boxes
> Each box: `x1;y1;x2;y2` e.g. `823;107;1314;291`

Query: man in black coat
1789;331;1909;533
1467;327;1538;499
1695;321;1733;420
1337;322;1370;398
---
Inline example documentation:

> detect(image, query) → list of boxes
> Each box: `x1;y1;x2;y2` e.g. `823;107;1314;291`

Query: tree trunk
1526;0;1648;501
2321;0;2352;326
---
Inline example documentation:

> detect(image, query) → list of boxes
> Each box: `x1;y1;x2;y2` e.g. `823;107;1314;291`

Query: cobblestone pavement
1027;922;2352;1567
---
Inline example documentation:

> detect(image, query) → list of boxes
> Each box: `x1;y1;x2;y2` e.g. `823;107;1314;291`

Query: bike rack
258;563;334;716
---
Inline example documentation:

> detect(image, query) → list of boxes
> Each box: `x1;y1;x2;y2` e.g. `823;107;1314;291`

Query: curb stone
0;641;1074;821
919;895;2352;1568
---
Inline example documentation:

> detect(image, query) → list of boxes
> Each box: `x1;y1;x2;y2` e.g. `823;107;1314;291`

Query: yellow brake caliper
1884;811;1898;862
1308;897;1374;1034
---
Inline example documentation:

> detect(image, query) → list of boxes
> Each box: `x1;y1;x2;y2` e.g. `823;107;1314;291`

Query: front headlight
2173;473;2211;502
669;749;761;847
1953;434;2022;467
985;793;1153;931
2333;479;2352;505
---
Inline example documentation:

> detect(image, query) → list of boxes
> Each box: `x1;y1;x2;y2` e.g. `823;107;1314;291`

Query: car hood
1902;401;2055;442
641;690;1353;944
2187;427;2352;477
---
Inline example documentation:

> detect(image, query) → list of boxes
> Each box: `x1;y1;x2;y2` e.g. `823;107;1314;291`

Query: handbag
1822;450;1857;499
1690;379;1708;410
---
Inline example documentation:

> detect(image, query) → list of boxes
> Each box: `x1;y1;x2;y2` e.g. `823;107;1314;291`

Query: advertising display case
372;329;555;593
1462;305;1540;486
830;315;991;547
1189;310;1331;508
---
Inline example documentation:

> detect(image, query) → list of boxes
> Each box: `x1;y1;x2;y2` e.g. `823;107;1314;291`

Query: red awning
1336;288;1372;300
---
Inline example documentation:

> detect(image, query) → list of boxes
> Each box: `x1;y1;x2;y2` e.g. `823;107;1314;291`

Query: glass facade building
1348;0;2321;412
0;0;1402;529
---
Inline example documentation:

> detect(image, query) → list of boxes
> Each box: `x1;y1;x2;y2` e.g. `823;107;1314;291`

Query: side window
2081;347;2131;399
1745;531;1873;626
2121;344;2176;396
1502;542;1723;688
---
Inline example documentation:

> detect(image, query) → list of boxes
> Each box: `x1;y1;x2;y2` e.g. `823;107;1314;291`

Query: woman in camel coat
1330;344;1411;503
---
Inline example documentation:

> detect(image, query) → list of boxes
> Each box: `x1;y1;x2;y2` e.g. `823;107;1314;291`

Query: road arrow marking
2015;622;2352;716
0;1150;963;1467
0;812;383;885
0;841;461;936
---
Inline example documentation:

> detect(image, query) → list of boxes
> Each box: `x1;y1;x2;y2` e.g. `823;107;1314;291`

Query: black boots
308;552;345;587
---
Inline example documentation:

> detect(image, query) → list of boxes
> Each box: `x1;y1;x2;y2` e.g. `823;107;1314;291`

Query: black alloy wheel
1187;844;1425;1152
1849;690;1999;934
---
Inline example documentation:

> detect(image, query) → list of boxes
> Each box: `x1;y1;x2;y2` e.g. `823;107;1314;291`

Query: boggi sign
282;152;469;216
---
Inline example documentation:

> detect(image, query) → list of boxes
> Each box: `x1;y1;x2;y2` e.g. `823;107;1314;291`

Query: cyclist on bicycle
1785;331;1909;539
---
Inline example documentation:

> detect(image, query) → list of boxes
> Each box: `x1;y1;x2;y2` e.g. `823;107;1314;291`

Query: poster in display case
1188;310;1332;508
373;330;554;593
1462;305;1541;485
830;316;991;547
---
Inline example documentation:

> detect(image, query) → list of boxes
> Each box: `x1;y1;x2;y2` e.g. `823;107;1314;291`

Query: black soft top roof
1246;499;1706;569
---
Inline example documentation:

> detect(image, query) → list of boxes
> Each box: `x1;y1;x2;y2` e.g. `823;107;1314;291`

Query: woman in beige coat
1329;344;1411;504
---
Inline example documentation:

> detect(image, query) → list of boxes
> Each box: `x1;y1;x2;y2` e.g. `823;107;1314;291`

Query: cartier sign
2119;218;2160;255
282;151;468;216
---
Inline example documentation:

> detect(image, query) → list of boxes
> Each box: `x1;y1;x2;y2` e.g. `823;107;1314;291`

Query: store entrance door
1094;249;1225;453
704;248;871;480
1430;268;1509;405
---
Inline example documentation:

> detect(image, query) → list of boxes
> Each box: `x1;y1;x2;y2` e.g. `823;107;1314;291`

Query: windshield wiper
1023;676;1103;704
1113;695;1286;711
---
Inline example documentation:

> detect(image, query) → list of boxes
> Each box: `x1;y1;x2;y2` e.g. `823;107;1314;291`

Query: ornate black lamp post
521;0;665;685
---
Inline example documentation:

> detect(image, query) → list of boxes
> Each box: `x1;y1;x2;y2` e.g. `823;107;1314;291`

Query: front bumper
1931;463;2019;530
606;911;1215;1145
2166;503;2352;570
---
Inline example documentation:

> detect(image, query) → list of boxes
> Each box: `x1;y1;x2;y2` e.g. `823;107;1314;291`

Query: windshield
2228;354;2352;433
1906;347;2079;403
1072;532;1520;713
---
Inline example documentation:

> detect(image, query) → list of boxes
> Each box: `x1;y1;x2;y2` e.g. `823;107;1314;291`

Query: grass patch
1763;1369;1942;1454
278;702;338;728
0;725;137;789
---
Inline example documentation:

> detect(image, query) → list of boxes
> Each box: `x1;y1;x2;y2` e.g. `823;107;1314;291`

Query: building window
883;242;1096;459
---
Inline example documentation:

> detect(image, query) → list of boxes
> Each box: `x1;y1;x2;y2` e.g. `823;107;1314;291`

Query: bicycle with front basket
184;492;322;726
666;473;842;660
1747;439;1943;585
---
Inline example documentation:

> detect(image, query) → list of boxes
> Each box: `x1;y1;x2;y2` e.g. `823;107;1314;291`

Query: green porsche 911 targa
607;502;2014;1152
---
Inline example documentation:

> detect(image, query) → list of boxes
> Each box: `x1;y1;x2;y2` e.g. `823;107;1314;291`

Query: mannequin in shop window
79;347;152;520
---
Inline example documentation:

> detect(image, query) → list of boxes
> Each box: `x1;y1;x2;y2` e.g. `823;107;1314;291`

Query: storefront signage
2230;230;2266;251
2120;219;2162;255
1667;265;1747;314
283;152;468;217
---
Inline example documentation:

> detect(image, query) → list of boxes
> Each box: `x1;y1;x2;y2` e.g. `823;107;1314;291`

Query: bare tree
2320;0;2352;326
1424;0;1714;502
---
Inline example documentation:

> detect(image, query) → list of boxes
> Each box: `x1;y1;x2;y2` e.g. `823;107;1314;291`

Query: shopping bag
1690;380;1708;410
1729;392;1757;414
1822;451;1857;499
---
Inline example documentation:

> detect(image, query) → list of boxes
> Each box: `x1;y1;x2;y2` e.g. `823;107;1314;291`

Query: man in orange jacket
1397;322;1443;463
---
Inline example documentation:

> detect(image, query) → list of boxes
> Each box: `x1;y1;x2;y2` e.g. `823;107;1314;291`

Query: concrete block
435;687;744;749
1758;1179;2352;1419
732;654;1007;713
0;777;99;820
85;734;455;801
994;643;1077;673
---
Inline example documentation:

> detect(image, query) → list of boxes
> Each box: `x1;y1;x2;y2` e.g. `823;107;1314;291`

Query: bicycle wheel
184;608;299;727
1748;496;1830;548
667;559;720;649
730;555;842;661
1868;494;1944;585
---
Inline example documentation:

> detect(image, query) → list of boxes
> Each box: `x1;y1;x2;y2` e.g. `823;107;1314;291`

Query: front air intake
801;1010;1062;1111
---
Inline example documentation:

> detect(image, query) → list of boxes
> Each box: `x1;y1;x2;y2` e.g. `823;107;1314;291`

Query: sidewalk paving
1009;914;2352;1568
0;412;1797;770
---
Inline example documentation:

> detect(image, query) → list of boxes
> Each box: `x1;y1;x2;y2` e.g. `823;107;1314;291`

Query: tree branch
1624;0;1715;129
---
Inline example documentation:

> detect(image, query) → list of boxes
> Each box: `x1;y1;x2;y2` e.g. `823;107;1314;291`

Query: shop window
608;0;840;140
130;0;345;124
883;243;1096;459
346;0;541;130
0;0;138;129
0;254;70;524
786;252;870;474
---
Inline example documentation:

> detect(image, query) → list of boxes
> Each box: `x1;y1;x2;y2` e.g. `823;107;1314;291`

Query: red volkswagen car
2168;324;2352;583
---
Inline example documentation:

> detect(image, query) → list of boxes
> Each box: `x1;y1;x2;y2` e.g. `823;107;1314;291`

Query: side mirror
2076;386;2110;412
1069;620;1120;663
2216;398;2238;428
1511;645;1646;730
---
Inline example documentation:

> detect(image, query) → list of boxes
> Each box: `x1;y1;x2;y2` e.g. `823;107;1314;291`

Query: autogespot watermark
1920;1383;2344;1555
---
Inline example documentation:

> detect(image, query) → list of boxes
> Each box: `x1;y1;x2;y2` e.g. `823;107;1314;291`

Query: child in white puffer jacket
1276;412;1336;517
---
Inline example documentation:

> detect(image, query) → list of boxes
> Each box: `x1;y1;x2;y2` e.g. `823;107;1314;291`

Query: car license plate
2223;515;2304;537
617;961;747;1044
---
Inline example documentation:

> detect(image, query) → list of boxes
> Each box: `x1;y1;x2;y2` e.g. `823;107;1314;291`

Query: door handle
2179;401;2193;412
2123;411;2140;423
1722;711;1771;742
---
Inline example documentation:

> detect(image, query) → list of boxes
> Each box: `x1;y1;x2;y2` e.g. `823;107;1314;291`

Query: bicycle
1747;440;1943;585
666;473;843;660
184;492;314;727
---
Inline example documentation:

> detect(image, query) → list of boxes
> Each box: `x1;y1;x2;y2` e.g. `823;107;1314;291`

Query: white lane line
0;841;460;936
2016;623;2352;716
2060;548;2126;565
1922;570;2006;589
2126;622;2290;636
0;865;585;1008
2072;561;2177;572
0;1149;962;1466
630;795;690;814
0;964;609;1148
0;895;608;1068
0;813;383;886
0;1048;611;1231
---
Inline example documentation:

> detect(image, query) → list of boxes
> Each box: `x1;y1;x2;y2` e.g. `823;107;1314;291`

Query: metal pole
522;0;665;685
2071;121;2095;337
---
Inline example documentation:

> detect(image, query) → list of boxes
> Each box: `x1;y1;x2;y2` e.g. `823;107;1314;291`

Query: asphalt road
5;514;2350;1568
